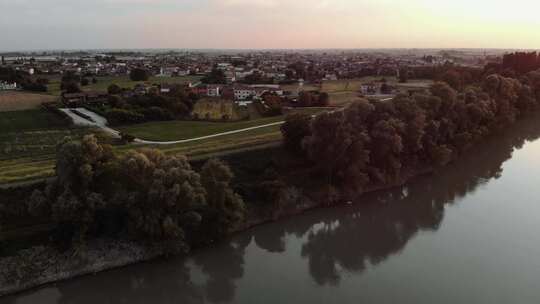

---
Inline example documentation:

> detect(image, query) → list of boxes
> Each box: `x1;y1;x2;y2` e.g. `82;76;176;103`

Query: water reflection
4;114;540;304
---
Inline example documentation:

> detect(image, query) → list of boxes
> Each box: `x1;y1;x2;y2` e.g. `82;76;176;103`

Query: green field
0;108;107;184
118;108;325;141
46;75;203;96
117;116;284;141
0;109;68;133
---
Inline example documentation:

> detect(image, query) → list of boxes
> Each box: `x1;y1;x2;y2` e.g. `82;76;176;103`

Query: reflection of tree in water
298;114;540;286
191;233;251;303
2;234;252;304
51;259;204;304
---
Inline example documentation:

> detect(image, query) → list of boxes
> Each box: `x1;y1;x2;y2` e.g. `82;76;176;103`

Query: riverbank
2;111;538;297
0;162;434;297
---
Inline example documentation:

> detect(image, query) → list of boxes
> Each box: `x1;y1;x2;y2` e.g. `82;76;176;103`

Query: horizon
2;47;540;54
3;0;540;51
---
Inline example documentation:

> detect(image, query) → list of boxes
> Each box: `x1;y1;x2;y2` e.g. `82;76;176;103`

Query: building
233;86;256;101
62;91;108;107
207;85;222;97
0;81;17;91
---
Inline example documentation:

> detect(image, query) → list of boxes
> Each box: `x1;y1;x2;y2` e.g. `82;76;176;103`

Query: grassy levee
117;116;286;142
0;107;328;186
117;107;325;142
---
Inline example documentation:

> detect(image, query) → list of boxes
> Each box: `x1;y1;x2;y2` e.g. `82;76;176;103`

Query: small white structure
234;86;256;101
0;81;17;91
207;85;221;97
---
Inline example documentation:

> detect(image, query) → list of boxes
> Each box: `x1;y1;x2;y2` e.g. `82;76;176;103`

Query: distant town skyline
2;0;540;52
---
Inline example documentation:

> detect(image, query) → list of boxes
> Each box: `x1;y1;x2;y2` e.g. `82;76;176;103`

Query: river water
4;115;540;304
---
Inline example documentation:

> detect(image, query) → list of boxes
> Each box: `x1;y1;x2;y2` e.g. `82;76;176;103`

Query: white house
207;85;222;97
234;86;256;101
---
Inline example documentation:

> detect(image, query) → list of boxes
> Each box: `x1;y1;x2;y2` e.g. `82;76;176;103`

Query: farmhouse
62;91;108;107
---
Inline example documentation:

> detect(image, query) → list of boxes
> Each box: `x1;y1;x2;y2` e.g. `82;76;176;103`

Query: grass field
0;91;58;112
0;109;68;133
118;108;325;141
46;75;203;96
130;124;284;160
0;107;107;184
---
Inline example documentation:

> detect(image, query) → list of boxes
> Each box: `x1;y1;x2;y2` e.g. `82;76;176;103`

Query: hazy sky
2;0;540;51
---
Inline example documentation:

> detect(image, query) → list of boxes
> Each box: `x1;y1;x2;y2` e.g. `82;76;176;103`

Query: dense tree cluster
95;84;196;125
25;135;245;252
0;67;48;92
283;72;540;200
129;68;150;81
201;68;226;84
501;52;540;75
297;91;330;107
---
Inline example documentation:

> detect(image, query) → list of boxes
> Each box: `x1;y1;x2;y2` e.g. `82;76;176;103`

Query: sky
1;0;540;51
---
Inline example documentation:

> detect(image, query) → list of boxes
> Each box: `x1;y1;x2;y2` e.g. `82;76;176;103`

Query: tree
200;159;245;235
399;68;409;83
201;68;226;84
62;81;81;93
298;91;314;107
108;84;122;95
318;92;330;107
441;70;462;90
130;68;150;81
281;113;312;155
117;149;206;250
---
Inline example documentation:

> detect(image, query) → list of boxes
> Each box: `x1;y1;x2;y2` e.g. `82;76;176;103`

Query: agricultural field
0;109;68;133
46;75;202;96
0;107;107;184
0;91;58;112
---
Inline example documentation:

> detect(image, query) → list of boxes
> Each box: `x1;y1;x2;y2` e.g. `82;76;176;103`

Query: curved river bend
4;115;540;304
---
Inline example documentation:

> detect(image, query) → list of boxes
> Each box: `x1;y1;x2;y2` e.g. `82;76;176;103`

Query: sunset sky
2;0;540;51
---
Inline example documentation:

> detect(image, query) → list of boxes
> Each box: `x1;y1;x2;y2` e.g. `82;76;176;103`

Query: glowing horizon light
1;0;540;51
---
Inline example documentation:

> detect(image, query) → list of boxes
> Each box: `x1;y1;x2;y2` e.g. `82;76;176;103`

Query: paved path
59;103;385;146
60;108;285;145
134;121;286;145
59;108;121;138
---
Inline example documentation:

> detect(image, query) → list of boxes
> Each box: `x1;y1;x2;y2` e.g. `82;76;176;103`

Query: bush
105;108;146;125
107;84;122;95
129;68;150;81
120;133;136;144
138;106;175;121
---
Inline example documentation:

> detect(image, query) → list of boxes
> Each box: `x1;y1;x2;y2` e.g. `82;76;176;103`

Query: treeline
97;84;197;125
0;67;48;92
14;136;245;252
501;52;540;75
281;70;540;200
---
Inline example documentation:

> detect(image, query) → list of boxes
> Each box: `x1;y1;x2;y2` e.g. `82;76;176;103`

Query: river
3;115;540;304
